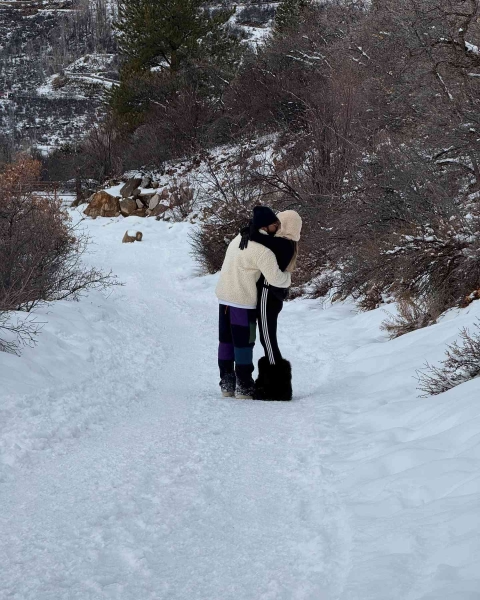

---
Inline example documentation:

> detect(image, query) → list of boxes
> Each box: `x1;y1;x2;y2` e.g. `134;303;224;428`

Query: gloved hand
249;221;261;242
239;223;251;250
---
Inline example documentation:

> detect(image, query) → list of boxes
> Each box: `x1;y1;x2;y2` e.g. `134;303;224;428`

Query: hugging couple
215;206;302;401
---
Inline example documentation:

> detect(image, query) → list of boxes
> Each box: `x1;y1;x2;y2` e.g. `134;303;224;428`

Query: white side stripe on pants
261;283;275;365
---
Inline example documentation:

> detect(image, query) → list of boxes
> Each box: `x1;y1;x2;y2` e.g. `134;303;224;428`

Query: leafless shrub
0;312;43;356
226;2;362;128
357;287;384;312
0;157;118;353
124;88;210;169
82;117;124;182
304;272;340;300
381;296;435;339
168;181;198;221
416;322;480;396
323;143;480;321
226;1;480;321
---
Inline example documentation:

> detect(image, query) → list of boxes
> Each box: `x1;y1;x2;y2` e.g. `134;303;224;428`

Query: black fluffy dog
254;356;292;401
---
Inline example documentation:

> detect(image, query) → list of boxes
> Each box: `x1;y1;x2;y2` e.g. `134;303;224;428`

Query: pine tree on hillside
114;0;236;74
274;0;310;35
110;0;244;128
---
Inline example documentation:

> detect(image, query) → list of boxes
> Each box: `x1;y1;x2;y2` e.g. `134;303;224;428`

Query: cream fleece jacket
215;234;291;309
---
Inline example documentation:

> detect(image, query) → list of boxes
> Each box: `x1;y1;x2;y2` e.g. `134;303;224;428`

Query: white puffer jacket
215;234;291;309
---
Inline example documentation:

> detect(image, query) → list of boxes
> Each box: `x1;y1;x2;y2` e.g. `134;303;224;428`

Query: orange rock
84;191;120;218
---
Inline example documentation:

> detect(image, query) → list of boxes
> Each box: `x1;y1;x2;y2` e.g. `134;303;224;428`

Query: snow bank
323;301;480;598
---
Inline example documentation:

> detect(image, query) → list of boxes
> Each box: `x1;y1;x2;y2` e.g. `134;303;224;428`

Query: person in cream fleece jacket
215;206;290;400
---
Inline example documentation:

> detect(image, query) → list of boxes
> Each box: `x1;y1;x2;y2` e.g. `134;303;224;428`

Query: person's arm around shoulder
256;246;291;288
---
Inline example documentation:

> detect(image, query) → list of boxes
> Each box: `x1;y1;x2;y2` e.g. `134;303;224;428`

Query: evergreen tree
274;0;310;35
110;0;244;129
114;0;236;74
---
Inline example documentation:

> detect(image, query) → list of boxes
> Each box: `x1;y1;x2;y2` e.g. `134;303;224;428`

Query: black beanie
252;206;278;229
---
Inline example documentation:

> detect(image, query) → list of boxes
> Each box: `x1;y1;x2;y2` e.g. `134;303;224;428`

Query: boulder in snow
84;191;120;218
149;203;168;218
119;199;137;217
140;175;152;188
120;178;142;198
149;194;160;210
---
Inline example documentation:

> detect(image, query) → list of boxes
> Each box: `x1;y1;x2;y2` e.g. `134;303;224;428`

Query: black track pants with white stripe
257;282;284;366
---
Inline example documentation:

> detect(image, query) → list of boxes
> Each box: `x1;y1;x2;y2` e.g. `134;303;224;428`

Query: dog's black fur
254;356;292;401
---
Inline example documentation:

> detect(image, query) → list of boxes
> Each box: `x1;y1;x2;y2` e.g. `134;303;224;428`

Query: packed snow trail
1;214;480;599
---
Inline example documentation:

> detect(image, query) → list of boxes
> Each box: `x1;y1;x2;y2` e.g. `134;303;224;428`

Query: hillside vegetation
3;0;480;344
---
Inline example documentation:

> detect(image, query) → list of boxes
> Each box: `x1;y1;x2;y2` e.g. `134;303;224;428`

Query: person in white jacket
215;206;291;399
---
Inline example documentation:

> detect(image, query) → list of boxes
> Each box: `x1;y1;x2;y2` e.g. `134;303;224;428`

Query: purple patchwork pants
218;304;256;389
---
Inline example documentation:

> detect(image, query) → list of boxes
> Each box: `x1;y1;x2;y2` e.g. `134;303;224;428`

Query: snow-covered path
1;215;480;599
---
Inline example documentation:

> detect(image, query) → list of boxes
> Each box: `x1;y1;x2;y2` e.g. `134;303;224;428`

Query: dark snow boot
254;357;292;401
235;381;255;400
253;356;270;400
220;372;236;398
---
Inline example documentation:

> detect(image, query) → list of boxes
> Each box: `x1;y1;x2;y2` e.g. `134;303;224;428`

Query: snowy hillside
0;0;275;153
1;212;479;599
0;1;113;150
